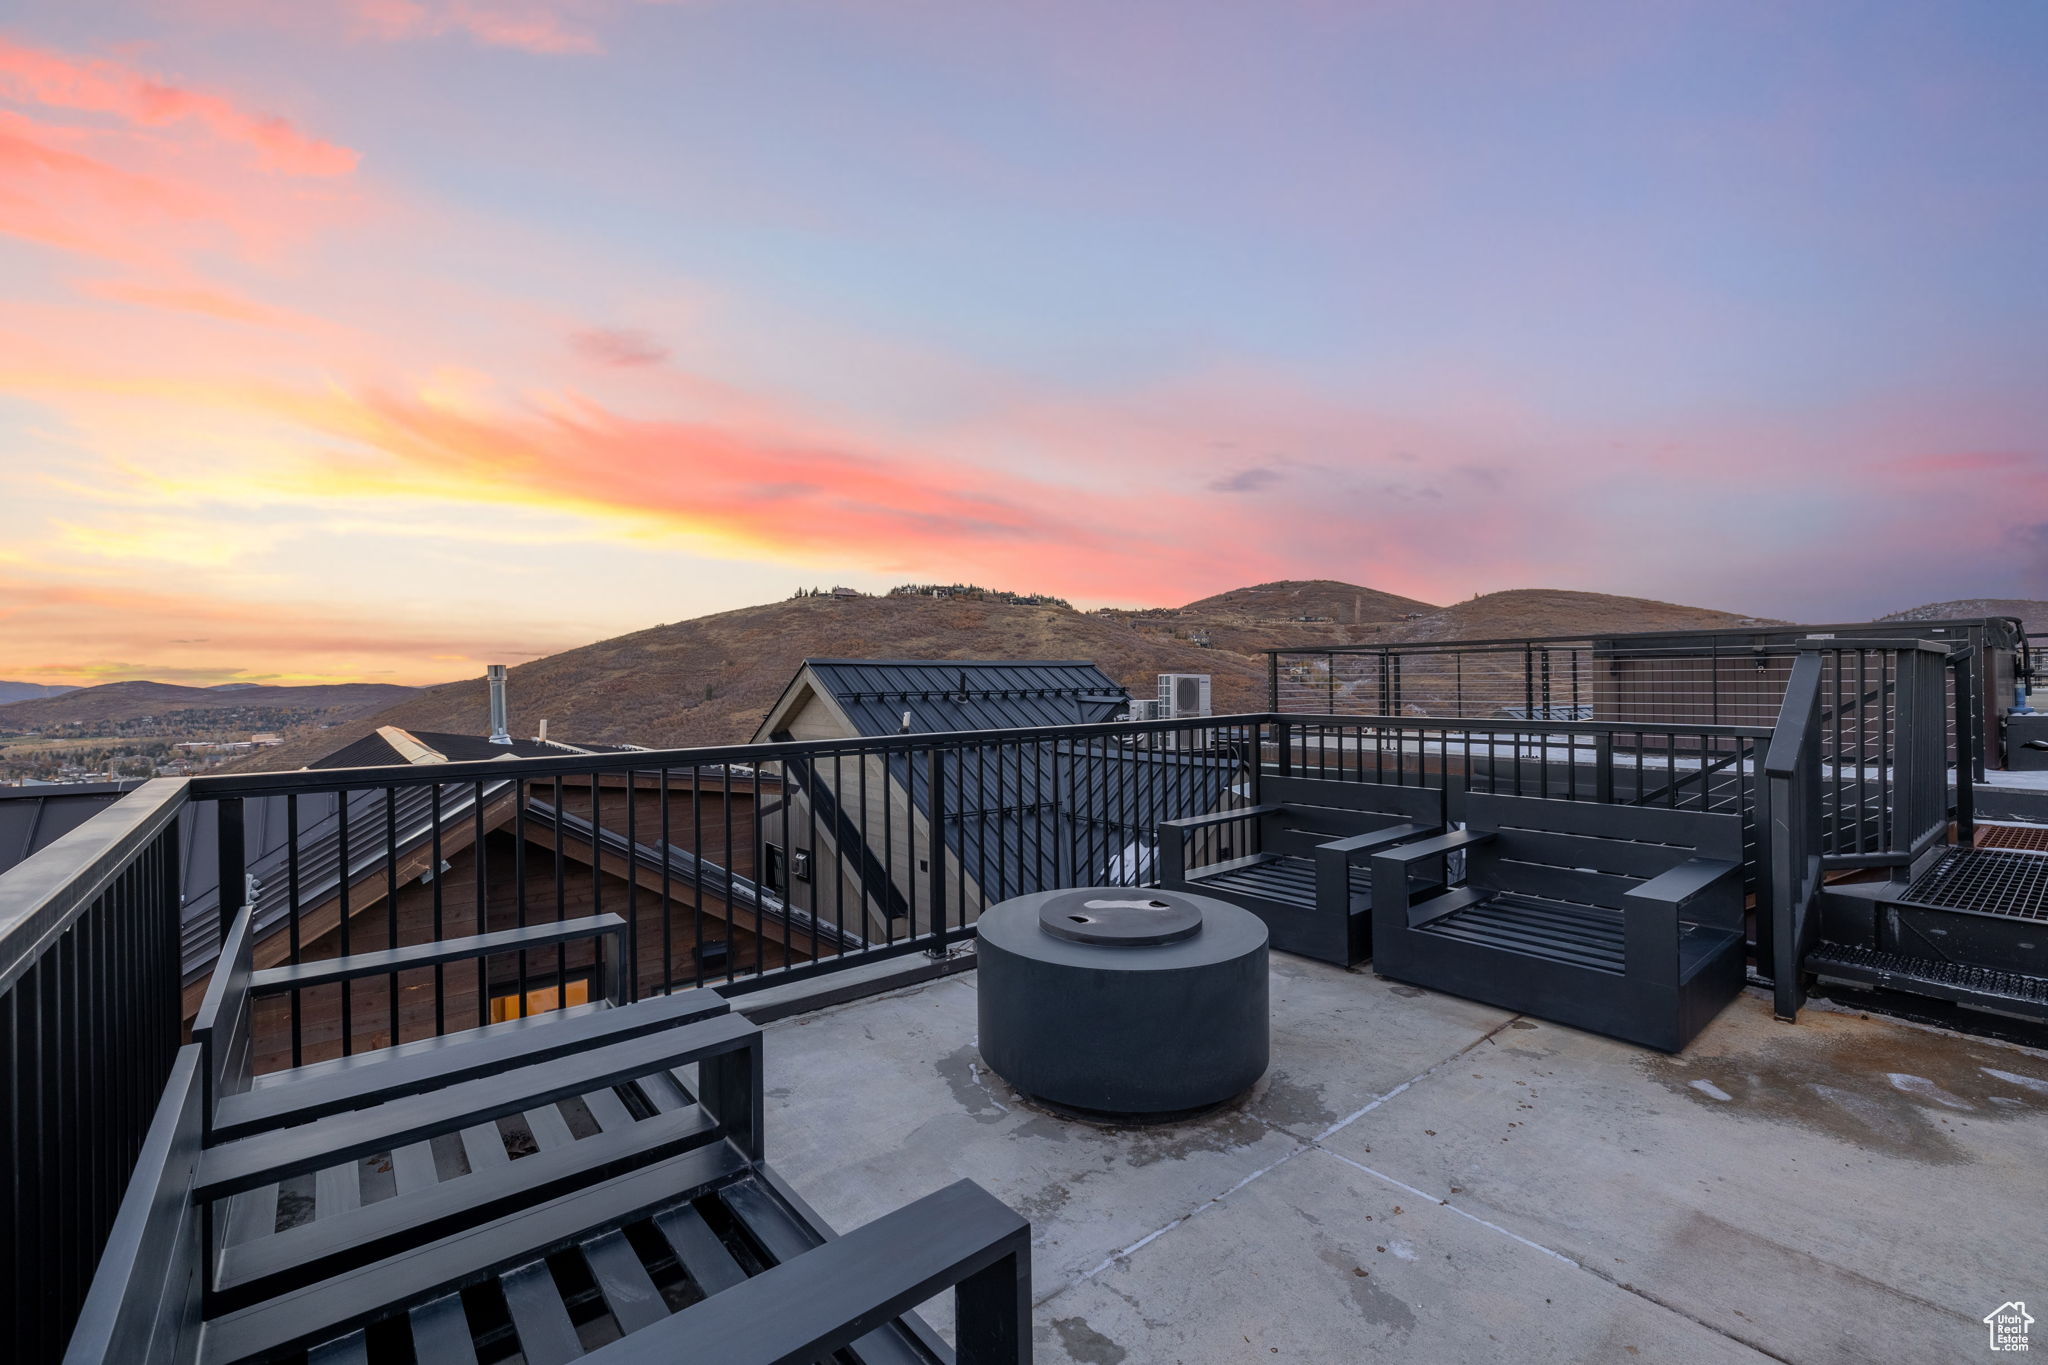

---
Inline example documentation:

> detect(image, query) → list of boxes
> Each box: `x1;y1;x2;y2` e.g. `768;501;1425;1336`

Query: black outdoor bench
192;900;730;1145
1370;792;1746;1051
68;1040;1031;1362
1157;775;1444;965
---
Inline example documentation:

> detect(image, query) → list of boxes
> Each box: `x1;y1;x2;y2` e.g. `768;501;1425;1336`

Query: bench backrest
64;1047;204;1365
1260;777;1444;858
1462;793;1743;912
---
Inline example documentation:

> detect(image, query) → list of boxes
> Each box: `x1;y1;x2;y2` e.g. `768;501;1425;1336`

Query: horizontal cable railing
1269;636;1972;866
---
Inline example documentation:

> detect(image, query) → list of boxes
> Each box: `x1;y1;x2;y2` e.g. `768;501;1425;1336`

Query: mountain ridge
227;579;1791;771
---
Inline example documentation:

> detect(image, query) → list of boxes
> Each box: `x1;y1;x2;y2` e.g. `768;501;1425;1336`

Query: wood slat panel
582;1228;668;1334
407;1294;479;1365
523;1102;576;1152
315;1162;360;1217
501;1259;583;1365
582;1086;636;1133
718;1180;928;1365
654;1204;745;1297
1475;856;1641;910
225;1183;280;1246
390;1141;439;1196
459;1122;509;1171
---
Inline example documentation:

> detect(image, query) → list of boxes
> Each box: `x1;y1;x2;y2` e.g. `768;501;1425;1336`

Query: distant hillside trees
886;583;1072;608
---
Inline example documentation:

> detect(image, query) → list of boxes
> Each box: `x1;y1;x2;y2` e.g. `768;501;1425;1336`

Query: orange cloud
259;381;1256;597
0;37;357;176
0;570;576;687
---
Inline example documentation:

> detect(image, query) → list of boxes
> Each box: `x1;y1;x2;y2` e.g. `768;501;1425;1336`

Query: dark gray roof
0;781;144;878
768;660;1231;903
796;660;1131;738
309;729;643;769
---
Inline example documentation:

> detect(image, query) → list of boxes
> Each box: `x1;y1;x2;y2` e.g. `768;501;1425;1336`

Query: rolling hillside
1387;589;1772;644
1180;579;1439;624
226;580;1813;772
235;594;1271;770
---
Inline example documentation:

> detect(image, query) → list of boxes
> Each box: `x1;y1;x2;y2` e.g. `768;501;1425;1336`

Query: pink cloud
569;326;670;367
188;1;679;55
0;36;357;176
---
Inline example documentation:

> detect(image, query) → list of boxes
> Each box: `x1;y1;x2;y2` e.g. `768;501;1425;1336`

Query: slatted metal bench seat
69;1043;1030;1363
1158;775;1444;965
193;899;731;1144
1370;793;1747;1051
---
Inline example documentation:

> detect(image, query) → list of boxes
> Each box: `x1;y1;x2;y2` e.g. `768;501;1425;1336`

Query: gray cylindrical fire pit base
976;887;1269;1121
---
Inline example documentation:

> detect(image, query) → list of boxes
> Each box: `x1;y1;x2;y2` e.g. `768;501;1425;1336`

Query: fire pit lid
1037;889;1204;946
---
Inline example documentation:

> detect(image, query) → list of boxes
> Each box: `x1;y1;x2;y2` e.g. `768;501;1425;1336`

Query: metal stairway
1811;842;2048;1023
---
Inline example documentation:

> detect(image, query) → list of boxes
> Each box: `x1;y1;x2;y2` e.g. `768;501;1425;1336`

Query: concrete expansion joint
1057;1015;1526;1299
1571;1266;1799;1365
1041;1012;1803;1361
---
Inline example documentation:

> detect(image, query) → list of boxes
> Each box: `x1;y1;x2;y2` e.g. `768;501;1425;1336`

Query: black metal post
215;796;245;939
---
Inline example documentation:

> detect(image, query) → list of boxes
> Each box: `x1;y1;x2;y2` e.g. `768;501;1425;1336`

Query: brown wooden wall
236;824;808;1073
533;773;769;879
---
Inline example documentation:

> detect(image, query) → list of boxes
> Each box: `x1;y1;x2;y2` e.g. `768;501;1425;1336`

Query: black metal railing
0;779;186;1364
179;716;1261;1072
1265;617;2016;781
0;686;1961;1357
1269;636;1972;865
1766;649;1828;1020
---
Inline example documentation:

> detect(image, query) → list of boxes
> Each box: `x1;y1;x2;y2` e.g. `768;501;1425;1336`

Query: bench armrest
1315;822;1434;864
1370;828;1492;926
582;1179;1030;1365
1372;827;1493;866
1629;857;1741;910
1623;858;1743;987
248;914;626;995
1158;805;1280;883
1159;804;1282;832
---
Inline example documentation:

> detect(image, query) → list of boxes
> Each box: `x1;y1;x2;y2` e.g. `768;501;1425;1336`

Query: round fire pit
976;887;1269;1121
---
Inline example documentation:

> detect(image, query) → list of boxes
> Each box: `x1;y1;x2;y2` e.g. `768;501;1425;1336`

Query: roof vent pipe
487;664;512;745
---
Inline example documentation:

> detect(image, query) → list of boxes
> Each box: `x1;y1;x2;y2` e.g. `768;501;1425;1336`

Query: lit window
488;973;594;1023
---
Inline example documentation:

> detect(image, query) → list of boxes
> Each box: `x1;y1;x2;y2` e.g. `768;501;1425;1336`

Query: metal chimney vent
487;664;512;745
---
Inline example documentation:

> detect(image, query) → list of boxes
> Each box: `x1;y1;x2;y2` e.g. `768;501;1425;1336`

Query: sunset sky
2;2;2043;686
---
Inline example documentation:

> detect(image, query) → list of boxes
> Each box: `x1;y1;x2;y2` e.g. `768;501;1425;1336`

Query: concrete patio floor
760;954;2048;1364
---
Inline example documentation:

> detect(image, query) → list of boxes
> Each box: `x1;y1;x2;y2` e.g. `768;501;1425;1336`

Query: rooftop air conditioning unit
1157;674;1213;750
1126;698;1161;722
1158;674;1212;719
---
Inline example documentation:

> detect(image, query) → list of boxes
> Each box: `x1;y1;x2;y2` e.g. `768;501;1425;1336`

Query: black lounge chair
69;1031;1029;1363
1370;792;1746;1051
190;899;738;1145
1157;776;1444;965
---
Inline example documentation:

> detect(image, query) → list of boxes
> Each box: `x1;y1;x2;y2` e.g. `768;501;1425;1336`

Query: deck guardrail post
1765;650;1825;1020
1950;649;1976;843
215;796;245;940
926;747;947;955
